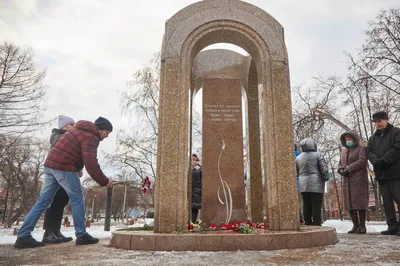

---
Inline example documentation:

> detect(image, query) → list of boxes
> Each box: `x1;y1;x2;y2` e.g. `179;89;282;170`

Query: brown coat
338;131;369;211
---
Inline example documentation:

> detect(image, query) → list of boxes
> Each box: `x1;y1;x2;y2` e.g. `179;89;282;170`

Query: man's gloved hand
374;159;388;170
338;168;345;175
342;168;350;176
338;168;350;176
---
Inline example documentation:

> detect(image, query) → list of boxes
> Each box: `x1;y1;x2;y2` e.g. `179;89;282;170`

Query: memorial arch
155;0;298;233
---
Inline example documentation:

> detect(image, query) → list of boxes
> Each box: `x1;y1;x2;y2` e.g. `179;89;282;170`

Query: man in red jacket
14;117;114;249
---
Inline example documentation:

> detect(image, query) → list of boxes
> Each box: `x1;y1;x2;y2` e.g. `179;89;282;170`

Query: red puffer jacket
44;120;109;186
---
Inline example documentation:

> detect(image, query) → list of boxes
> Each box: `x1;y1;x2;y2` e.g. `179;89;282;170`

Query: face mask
346;140;354;147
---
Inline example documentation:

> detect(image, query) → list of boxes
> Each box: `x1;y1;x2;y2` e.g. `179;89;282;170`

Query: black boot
42;230;63;243
348;210;359;234
355;210;367;234
381;229;397;235
75;233;99;245
54;230;73;242
14;235;46;249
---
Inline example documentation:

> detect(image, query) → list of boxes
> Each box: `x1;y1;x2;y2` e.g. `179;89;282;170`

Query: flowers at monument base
220;223;231;230
187;223;200;230
187;220;267;234
209;224;218;230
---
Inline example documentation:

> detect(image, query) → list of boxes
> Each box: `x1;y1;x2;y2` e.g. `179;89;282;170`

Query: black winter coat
191;167;202;209
367;124;400;181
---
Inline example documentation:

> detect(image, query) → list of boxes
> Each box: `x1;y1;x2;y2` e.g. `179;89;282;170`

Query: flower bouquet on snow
187;220;267;234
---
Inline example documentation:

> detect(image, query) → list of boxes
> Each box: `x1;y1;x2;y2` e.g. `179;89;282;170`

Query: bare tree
0;136;48;227
292;76;343;142
0;42;48;135
106;53;161;208
108;52;203;210
349;8;400;96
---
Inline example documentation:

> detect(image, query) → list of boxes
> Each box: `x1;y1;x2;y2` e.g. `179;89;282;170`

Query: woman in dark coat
191;154;202;223
338;131;369;234
42;115;80;243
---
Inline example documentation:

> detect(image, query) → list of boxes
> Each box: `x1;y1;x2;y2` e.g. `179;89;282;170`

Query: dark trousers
43;187;69;232
301;192;323;226
191;208;199;223
379;179;400;231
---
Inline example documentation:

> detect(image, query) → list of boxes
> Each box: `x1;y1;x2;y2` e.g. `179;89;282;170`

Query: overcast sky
0;0;398;174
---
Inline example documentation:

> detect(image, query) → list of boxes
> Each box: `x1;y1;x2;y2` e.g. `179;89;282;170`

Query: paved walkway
1;233;400;265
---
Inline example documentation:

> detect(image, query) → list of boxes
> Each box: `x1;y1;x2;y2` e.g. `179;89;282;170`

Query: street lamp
123;184;127;224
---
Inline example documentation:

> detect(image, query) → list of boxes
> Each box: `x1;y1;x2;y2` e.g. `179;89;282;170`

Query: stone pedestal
111;227;338;251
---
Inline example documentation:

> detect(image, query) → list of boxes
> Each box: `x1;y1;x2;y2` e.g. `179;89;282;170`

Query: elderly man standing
14;117;114;248
367;111;400;235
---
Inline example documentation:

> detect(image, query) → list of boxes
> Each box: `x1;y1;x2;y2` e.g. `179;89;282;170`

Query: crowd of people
13;110;400;249
296;111;400;235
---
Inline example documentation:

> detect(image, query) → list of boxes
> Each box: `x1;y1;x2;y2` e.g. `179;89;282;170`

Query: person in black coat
367;111;400;235
191;154;202;223
42;115;81;243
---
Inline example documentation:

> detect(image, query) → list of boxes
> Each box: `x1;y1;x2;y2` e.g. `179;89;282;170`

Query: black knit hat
372;111;389;122
95;116;113;131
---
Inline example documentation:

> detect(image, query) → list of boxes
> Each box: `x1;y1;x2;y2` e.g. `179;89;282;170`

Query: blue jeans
18;167;87;238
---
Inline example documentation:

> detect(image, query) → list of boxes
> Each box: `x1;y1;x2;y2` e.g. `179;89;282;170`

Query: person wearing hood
296;138;329;226
338;131;369;234
294;144;303;224
367;111;400;236
42;115;79;244
14;117;114;249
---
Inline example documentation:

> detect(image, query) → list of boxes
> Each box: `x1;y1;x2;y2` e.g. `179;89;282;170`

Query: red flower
142;176;152;190
247;220;256;228
226;221;243;232
257;222;265;229
142;187;147;193
220;223;231;230
187;224;194;230
209;224;218;230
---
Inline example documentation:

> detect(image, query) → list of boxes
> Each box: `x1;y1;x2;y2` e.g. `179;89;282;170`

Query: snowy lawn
0;225;115;245
0;219;388;245
0;218;153;245
323;219;387;233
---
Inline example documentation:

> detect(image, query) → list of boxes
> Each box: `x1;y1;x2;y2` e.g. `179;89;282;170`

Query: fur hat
372;111;389;122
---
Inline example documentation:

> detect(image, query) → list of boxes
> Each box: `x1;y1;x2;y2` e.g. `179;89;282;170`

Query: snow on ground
0;225;115;245
0;219;388;245
0;218;154;245
323;219;388;233
3;233;400;265
2;219;399;265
